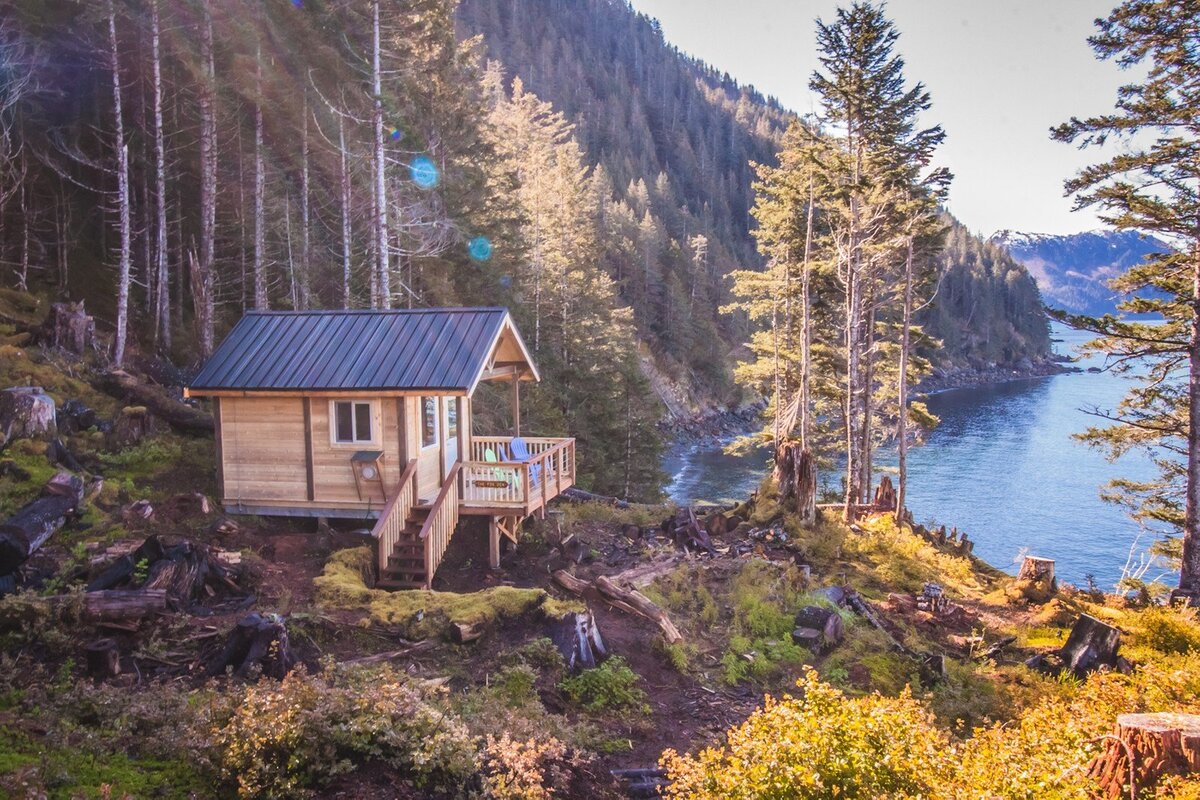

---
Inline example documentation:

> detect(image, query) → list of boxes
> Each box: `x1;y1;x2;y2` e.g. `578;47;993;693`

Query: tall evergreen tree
1052;0;1200;595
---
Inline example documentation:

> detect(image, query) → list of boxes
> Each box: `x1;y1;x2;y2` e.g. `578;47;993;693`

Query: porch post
488;516;501;569
511;376;520;437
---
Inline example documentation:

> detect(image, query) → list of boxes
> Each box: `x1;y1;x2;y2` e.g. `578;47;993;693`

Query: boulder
0;387;56;442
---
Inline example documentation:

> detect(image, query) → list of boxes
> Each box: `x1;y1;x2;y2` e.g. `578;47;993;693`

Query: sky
629;0;1129;238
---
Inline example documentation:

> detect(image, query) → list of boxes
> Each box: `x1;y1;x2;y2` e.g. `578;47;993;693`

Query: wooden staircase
378;506;431;589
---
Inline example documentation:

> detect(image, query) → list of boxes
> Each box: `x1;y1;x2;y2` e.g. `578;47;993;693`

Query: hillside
991;229;1172;316
1;326;1198;797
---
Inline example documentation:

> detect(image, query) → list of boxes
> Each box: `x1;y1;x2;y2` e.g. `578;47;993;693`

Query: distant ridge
990;229;1172;316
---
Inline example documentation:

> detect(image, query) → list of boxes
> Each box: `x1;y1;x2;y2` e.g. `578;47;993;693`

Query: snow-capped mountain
989;229;1172;316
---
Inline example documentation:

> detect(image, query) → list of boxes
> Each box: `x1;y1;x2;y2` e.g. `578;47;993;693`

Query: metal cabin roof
189;308;532;394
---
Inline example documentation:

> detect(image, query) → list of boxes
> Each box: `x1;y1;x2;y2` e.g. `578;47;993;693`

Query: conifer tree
1053;0;1200;594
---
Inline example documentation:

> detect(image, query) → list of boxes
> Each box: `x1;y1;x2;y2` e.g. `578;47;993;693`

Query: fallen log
342;641;436;666
560;486;629;509
0;590;169;629
1088;712;1200;798
594;574;683;644
208;612;295;679
0;472;84;574
98;370;213;435
552;569;643;619
87;534;242;610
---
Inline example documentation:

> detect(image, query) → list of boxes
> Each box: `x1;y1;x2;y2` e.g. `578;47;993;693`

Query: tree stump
547;609;608;672
1061;614;1122;677
793;605;844;650
108;406;157;448
56;399;100;434
208;613;295;679
46;301;95;355
775;442;817;528
0;387;57;442
873;475;897;512
85;638;121;679
1088;712;1200;798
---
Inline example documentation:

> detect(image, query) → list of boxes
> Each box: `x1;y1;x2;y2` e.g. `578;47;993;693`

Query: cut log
1060;614;1122;678
208;612;295;679
547;609;607;672
791;627;823;650
87;534;243;610
1088;712;1200;798
0;386;57;442
85;638;121;679
452;621;484;644
0;472;84;574
46;301;95;355
98;370;213;435
594;574;683;644
794;605;844;649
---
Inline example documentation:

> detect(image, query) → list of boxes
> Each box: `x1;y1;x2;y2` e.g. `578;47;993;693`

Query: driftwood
85;638;121;679
208;612;295;679
0;472;84;574
0;386;57;442
546;609;608;672
552;570;683;644
98;370;213;435
46;301;95;355
1088;712;1200;798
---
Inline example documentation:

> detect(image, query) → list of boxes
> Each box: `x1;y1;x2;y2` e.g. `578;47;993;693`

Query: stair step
388;556;424;568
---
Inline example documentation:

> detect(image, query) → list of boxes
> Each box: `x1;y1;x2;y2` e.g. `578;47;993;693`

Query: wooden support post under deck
511;376;520;437
488;516;501;570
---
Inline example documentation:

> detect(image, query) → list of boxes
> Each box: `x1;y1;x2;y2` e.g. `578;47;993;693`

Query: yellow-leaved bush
663;657;1200;800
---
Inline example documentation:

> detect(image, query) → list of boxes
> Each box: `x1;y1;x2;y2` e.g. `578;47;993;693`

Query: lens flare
390;128;401;141
499;275;512;288
291;0;302;7
468;236;494;262
409;156;439;189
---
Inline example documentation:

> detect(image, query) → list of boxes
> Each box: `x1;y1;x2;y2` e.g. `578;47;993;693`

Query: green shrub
1135;606;1200;655
559;657;649;716
205;664;474;798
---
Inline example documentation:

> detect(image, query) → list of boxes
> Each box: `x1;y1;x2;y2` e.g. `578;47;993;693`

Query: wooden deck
459;436;576;517
371;436;574;588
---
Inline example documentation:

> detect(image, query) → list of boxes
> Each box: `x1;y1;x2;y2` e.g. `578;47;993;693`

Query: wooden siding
310;398;400;508
219;397;308;503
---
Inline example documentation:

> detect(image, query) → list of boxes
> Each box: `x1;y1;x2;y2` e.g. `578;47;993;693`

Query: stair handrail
371;458;419;574
418;462;462;589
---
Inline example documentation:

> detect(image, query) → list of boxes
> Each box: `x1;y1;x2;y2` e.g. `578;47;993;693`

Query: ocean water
663;324;1173;589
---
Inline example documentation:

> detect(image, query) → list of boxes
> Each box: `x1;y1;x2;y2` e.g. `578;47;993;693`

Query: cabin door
442;397;459;478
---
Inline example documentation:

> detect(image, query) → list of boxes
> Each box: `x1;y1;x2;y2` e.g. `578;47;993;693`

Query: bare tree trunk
108;1;132;368
253;43;267;310
371;0;390;308
897;236;914;518
1179;234;1200;595
800;179;814;451
195;3;216;357
339;115;352;309
299;91;311;309
859;301;876;503
17;176;28;292
150;0;169;352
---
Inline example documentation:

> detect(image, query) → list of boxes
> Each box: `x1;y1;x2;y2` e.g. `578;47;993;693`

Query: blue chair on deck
509;437;543;486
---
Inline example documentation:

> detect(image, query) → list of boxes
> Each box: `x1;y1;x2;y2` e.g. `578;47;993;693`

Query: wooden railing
370;458;419;574
462;437;576;511
420;462;462;589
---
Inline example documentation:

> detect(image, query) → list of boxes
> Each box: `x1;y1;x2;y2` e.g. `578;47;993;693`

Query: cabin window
421;396;438;448
332;400;375;445
446;399;459;439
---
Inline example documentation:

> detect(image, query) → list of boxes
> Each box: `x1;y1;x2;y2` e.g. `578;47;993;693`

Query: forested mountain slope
458;0;1053;380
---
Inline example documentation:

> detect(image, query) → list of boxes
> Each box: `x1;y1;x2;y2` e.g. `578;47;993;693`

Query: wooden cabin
186;308;576;589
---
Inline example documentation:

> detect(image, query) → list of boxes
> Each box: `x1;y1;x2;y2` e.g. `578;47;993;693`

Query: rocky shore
659;398;766;444
916;355;1076;394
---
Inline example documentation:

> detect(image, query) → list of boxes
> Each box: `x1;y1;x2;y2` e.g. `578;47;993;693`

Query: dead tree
106;0;132;367
1088;712;1200;798
0;472;83;574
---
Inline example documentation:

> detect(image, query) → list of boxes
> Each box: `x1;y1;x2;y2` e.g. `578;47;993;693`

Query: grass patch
314;547;582;639
559;500;672;528
559;656;650;716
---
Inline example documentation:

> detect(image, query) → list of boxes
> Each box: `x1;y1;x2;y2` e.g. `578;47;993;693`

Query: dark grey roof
190;308;522;393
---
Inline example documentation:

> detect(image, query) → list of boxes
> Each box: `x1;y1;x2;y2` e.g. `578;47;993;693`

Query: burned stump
547;609;608;672
1088;712;1200;798
209;613;295;679
1028;613;1122;678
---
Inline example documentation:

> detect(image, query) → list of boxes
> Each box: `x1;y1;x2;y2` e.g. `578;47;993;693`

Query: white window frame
329;399;380;448
445;397;459;440
420;396;439;449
